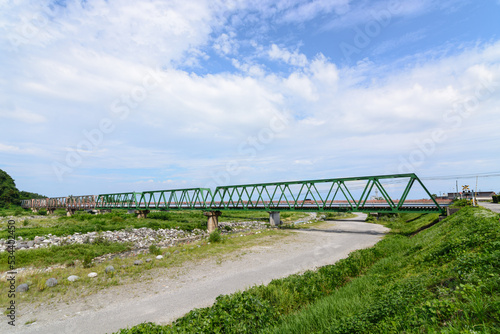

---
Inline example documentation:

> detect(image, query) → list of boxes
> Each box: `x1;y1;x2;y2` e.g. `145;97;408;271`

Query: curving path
4;213;389;334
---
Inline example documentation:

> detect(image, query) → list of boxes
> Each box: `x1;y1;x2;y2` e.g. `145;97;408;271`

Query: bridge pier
204;211;221;233
268;211;281;227
66;209;76;217
135;210;150;219
31;208;38;213
47;208;55;215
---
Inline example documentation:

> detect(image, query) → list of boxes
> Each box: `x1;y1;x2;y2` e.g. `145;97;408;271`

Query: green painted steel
96;188;212;210
25;174;447;214
209;173;446;214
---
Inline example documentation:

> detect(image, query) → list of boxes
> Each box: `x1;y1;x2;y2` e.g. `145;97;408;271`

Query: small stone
173;250;179;254
16;283;29;292
105;265;115;273
134;260;143;265
67;275;79;282
145;258;152;263
88;272;98;278
121;265;127;268
45;278;58;287
156;255;163;260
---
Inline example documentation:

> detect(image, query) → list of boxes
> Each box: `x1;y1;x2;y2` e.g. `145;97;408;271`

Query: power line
420;171;500;181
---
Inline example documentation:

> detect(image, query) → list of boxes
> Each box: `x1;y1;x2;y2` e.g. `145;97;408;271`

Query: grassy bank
116;207;500;333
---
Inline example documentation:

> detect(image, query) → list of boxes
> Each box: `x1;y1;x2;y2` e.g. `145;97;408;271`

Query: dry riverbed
2;213;389;334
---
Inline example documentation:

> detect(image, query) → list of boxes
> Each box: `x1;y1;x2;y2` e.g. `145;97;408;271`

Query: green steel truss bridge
22;174;448;215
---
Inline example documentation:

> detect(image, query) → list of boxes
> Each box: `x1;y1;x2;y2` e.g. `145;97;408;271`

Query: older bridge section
21;173;449;230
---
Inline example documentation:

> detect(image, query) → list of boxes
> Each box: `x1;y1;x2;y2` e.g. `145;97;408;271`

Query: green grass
0;205;32;217
0;228;291;307
0;241;131;271
0;210;309;240
0;211;206;240
116;207;500;334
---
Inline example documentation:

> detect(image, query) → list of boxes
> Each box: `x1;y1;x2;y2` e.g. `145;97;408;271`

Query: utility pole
475;176;479;206
456;180;459;199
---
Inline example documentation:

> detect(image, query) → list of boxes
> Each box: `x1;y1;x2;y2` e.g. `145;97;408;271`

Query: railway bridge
21;173;450;231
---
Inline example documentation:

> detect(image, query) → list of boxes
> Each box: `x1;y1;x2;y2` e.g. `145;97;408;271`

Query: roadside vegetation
116;207;500;333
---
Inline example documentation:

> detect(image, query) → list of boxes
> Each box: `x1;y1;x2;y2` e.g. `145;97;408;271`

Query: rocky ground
0;219;270;252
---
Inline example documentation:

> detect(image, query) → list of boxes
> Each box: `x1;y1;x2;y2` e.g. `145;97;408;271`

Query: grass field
0;209;310;240
0;209;310;307
115;207;500;333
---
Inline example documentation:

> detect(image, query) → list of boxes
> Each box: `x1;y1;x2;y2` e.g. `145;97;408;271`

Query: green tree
0;169;20;207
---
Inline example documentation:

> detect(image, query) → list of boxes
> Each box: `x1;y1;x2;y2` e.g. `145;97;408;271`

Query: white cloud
213;32;239;56
0;108;46;124
268;44;308;67
1;1;499;195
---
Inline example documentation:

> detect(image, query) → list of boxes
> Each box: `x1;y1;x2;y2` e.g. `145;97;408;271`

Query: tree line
0;169;46;208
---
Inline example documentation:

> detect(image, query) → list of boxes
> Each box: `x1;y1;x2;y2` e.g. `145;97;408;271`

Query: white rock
67;275;79;282
88;272;98;278
156;255;163;260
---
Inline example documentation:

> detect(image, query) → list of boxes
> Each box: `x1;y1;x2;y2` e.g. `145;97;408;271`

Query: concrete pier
66;209;76;217
204;211;222;233
269;211;281;227
135;210;150;219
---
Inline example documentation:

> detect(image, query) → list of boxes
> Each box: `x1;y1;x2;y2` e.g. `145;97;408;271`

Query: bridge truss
21;173;447;214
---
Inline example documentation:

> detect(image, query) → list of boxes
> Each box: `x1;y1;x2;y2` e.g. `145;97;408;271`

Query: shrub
208;229;222;243
453;199;470;207
111;215;124;223
83;254;93;268
492;195;499;203
149;244;161;255
38;208;47;216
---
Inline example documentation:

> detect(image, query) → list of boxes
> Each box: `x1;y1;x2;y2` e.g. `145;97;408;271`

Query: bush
149;244;161;255
208;229;222;243
492;195;499;203
83;253;93;268
38;208;47;215
452;199;470;207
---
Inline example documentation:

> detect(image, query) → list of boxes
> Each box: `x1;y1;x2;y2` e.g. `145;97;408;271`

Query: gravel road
4;213;389;334
480;201;500;213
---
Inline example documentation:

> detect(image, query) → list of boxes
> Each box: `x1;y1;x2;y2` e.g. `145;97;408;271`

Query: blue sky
1;0;500;198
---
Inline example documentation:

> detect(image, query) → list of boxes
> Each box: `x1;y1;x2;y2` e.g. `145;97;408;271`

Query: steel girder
210;173;446;214
20;195;97;210
96;188;212;210
21;174;446;214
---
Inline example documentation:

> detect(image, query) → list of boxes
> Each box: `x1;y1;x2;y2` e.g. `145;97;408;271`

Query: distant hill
0;169;46;207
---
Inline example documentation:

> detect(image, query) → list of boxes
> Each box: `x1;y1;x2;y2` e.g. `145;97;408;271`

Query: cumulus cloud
1;0;499;195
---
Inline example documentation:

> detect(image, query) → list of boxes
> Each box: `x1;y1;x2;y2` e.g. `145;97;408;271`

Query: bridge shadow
326;218;367;223
295;228;387;236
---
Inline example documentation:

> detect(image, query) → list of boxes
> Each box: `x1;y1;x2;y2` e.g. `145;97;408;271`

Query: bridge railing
67;195;97;210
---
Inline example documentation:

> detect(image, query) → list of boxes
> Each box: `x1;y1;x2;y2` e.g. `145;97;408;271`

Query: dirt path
4;213;389;334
